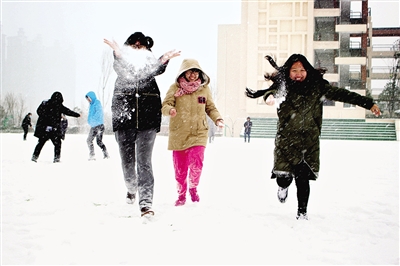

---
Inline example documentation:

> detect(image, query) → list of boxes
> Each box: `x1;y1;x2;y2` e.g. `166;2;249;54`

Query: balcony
336;24;367;34
369;66;392;79
350;41;363;57
314;41;339;50
370;44;399;58
349;71;362;90
335;57;366;65
314;8;340;17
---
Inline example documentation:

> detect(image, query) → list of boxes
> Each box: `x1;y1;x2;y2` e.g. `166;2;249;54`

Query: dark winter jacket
111;49;168;132
246;54;376;179
21;114;32;128
244;121;252;134
263;79;374;177
34;92;80;138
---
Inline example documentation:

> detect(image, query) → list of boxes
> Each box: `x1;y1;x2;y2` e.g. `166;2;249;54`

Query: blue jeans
87;124;107;156
244;132;251;142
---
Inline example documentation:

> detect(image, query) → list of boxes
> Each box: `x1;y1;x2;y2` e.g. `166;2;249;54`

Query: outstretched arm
161;49;181;64
324;83;381;117
245;86;277;102
104;38;122;58
245;87;269;98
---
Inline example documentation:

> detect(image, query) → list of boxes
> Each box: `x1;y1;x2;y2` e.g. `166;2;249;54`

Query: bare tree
1;92;29;127
0;104;7;128
378;82;400;117
98;48;114;110
378;40;400;117
16;94;27;127
2;92;18;127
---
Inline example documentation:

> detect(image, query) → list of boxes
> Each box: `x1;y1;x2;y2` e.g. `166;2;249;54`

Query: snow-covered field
1;132;399;265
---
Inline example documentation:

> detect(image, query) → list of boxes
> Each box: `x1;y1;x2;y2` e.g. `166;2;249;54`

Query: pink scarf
174;76;202;97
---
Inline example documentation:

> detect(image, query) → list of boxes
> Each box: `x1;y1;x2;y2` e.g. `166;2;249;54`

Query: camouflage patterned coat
263;79;375;178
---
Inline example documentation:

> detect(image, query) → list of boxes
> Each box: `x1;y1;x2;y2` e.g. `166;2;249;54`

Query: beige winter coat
162;59;222;151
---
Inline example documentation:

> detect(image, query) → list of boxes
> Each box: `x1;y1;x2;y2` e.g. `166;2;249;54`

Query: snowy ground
1;132;399;265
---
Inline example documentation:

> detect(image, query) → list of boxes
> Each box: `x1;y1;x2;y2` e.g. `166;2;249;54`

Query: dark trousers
276;173;310;213
22;126;29;140
244;132;251;142
115;128;157;210
33;133;62;160
87;124;107;156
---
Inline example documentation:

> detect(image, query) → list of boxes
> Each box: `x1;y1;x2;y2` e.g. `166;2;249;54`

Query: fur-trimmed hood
174;59;210;86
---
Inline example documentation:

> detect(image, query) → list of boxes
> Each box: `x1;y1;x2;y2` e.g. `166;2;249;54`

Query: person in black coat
104;32;180;218
31;92;80;163
243;117;252;143
21;112;32;140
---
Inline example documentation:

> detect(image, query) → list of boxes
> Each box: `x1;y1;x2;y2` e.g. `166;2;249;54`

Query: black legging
33;133;62;160
22;126;29;140
276;173;310;213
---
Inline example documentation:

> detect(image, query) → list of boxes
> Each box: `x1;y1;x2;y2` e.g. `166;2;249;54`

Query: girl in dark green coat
246;54;381;220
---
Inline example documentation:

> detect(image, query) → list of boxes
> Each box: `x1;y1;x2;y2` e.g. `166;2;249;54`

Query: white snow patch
1;133;399;264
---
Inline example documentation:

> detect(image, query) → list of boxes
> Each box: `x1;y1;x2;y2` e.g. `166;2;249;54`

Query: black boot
296;207;308;220
295;175;310;220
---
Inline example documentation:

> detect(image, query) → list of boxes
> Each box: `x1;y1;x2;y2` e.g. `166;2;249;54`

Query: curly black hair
245;54;327;100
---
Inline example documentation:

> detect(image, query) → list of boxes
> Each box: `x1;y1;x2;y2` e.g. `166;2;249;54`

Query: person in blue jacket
85;91;109;160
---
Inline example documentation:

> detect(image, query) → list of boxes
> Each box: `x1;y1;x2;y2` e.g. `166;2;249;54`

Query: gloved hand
245;87;267;99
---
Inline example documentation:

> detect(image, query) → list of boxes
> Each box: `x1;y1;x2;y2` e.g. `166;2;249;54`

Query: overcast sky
1;0;399;109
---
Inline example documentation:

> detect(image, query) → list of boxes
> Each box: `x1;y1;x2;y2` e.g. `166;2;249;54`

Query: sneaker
296;212;309;220
141;207;155;223
31;155;38;162
103;151;110;159
126;192;136;204
175;195;186;206
189;188;200;202
277;187;289;203
53;158;60;163
140;207;154;217
88;154;96;161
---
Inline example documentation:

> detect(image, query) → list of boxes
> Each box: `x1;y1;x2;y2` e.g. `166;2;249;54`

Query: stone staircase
243;118;397;141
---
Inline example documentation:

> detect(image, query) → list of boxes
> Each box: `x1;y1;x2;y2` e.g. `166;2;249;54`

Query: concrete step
241;118;397;141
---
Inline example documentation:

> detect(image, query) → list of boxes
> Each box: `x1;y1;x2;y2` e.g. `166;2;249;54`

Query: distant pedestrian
21;112;32;140
85;91;109;160
244;117;252;143
60;114;68;140
162;58;224;206
31;91;80;163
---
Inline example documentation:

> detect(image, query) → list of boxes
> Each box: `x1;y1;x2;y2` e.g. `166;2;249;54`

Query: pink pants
173;146;205;197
